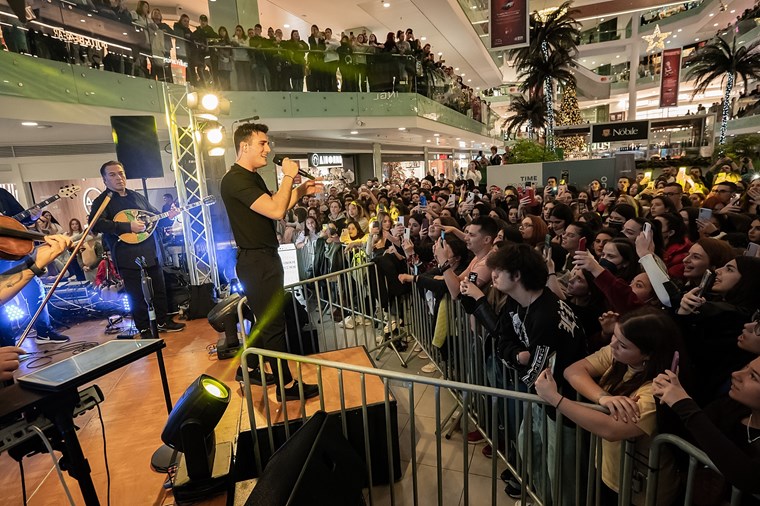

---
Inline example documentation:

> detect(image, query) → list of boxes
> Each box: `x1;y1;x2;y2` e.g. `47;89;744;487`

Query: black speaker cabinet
244;411;366;506
235;397;401;488
110;115;164;179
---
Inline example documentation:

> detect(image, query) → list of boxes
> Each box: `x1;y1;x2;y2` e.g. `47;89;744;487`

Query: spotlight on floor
160;374;232;501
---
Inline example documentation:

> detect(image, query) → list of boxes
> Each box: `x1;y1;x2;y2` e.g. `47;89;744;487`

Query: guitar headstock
58;185;82;199
203;195;217;206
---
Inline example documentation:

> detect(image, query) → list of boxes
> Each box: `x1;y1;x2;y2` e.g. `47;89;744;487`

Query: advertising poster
659;48;682;107
490;0;529;49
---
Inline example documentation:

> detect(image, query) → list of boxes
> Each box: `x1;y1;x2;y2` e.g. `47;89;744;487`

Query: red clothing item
593;269;644;314
95;258;122;287
663;240;691;281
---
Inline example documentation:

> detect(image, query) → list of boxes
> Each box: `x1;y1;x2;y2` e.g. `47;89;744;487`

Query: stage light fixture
160;374;232;500
206;126;224;144
4;303;25;321
187;91;230;118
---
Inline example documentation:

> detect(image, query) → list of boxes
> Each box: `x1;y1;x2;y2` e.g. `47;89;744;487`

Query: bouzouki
11;185;81;222
114;195;216;244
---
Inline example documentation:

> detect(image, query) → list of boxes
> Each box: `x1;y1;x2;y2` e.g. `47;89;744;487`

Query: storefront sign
490;0;529;49
308;153;343;167
591;120;650;143
484;162;542;190
659;48;682;107
83;187;102;214
374;91;398;100
52;27;109;51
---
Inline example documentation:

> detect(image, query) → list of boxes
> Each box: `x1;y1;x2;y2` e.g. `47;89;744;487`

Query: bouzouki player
89;161;185;337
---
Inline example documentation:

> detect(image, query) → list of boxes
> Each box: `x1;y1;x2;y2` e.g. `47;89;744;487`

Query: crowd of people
272;152;760;503
0;2;489;123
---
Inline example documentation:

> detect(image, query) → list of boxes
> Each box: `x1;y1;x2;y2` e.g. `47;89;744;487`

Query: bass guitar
11;185;81;222
114;195;216;244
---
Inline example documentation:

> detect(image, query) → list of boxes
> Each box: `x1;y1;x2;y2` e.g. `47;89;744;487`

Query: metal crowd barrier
233;259;751;505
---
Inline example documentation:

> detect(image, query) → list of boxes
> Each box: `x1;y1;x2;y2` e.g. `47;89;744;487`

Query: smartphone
447;194;457;207
696;269;716;298
547;352;557;373
526;187;535;203
670;351;680;373
578;237;587;252
419;195;427;208
340;228;350;242
397;216;406;226
544;233;552;251
370;220;379;231
404;228;411;241
467;192;475;203
468;272;478;283
440;230;446;240
698;208;713;221
421;218;429;230
560;169;569;185
746;242;760;257
730;194;742;207
643;222;652;239
644;171;652;180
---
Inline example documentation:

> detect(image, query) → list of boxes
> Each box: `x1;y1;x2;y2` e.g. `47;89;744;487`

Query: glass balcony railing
0;0;497;130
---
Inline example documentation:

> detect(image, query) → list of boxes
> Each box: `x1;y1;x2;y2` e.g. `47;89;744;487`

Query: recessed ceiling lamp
21;121;38;127
434;133;440;136
284;24;290;28
350;130;358;134
398;127;406;131
420;37;427;41
383;1;390;7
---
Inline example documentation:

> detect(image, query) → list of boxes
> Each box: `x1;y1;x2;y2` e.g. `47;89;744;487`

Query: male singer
89;161;185;337
220;123;320;401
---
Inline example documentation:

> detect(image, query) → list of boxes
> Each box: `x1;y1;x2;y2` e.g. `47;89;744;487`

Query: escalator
570;63;611;100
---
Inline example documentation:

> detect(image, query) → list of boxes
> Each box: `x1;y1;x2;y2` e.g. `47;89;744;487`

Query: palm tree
686;35;760;147
508;1;581;151
501;95;549;140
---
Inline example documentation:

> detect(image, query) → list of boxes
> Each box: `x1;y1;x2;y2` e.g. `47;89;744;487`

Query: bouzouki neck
146;200;204;223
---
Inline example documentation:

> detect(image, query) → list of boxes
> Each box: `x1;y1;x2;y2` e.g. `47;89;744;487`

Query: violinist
0;189;71;346
0;234;73;377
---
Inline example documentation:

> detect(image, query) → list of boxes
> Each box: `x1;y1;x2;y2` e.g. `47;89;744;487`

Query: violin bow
16;192;113;348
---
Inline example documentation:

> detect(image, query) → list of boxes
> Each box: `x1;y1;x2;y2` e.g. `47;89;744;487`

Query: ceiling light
672;34;677;38
284;24;290;28
350;130;358;134
437;52;443;56
455;137;461;140
677;29;682;32
383;1;390;6
616;55;620;58
420;37;426;41
467;79;471;82
730;9;736;13
461;73;466;76
582;59;586;63
434;133;440;136
591;61;595;64
426;139;431;142
21;121;38;127
454;67;459;71
398;127;406;131
709;13;714;16
600;17;605;21
713;23;719;26
695;38;700;41
122;32;128;35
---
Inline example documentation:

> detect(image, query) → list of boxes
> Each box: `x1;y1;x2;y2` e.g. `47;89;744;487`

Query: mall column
627;21;640;121
372;142;382;181
207;0;259;38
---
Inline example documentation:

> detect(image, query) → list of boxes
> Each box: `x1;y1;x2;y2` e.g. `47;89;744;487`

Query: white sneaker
383;320;397;334
413;343;422;353
421;362;437;373
418;351;428;360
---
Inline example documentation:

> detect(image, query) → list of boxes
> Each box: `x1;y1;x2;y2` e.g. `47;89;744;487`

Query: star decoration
642;24;671;53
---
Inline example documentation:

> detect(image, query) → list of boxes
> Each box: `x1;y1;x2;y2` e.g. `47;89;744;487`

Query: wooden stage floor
0;317;381;506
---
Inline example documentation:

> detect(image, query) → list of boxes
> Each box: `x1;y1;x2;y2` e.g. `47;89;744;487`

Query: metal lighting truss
162;83;219;288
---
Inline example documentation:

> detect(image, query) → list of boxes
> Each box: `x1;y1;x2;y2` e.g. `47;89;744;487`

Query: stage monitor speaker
110;115;164;180
244;411;366;506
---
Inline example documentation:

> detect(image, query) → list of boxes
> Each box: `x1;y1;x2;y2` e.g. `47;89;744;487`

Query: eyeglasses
519;223;533;229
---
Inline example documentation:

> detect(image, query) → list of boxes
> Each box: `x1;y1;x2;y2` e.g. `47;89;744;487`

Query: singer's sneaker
35;330;70;345
158;321;186;333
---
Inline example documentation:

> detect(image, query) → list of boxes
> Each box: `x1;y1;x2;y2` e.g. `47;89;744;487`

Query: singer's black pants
119;264;169;333
236;248;293;385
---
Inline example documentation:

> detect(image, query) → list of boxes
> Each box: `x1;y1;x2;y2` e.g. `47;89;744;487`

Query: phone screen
578;237;587;252
468;272;478;283
698;208;713;221
697;269;715;297
670;351;680;373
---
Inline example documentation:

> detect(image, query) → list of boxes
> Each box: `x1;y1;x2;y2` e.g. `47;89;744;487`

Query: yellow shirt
585;346;679;505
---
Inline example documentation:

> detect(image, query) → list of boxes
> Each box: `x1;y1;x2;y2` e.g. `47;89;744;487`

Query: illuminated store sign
591;120;650;143
308;153;343;167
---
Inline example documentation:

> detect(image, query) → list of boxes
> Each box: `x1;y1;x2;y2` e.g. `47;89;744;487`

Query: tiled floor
0;311;517;506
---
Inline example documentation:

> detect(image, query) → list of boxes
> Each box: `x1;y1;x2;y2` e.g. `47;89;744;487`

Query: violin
0;215;47;260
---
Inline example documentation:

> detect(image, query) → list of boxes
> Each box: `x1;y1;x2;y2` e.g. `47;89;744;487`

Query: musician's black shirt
0;188;31;225
220;164;278;250
89;189;161;271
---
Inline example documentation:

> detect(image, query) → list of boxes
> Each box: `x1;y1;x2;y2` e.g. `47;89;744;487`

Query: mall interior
1;0;760;504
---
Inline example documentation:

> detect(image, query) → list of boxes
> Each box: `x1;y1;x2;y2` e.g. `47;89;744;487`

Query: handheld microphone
272;155;316;180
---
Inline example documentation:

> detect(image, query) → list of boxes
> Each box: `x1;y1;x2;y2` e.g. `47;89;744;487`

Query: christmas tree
555;83;587;154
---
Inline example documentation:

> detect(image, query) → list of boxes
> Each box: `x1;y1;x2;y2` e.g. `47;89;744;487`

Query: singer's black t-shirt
220;163;278;250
